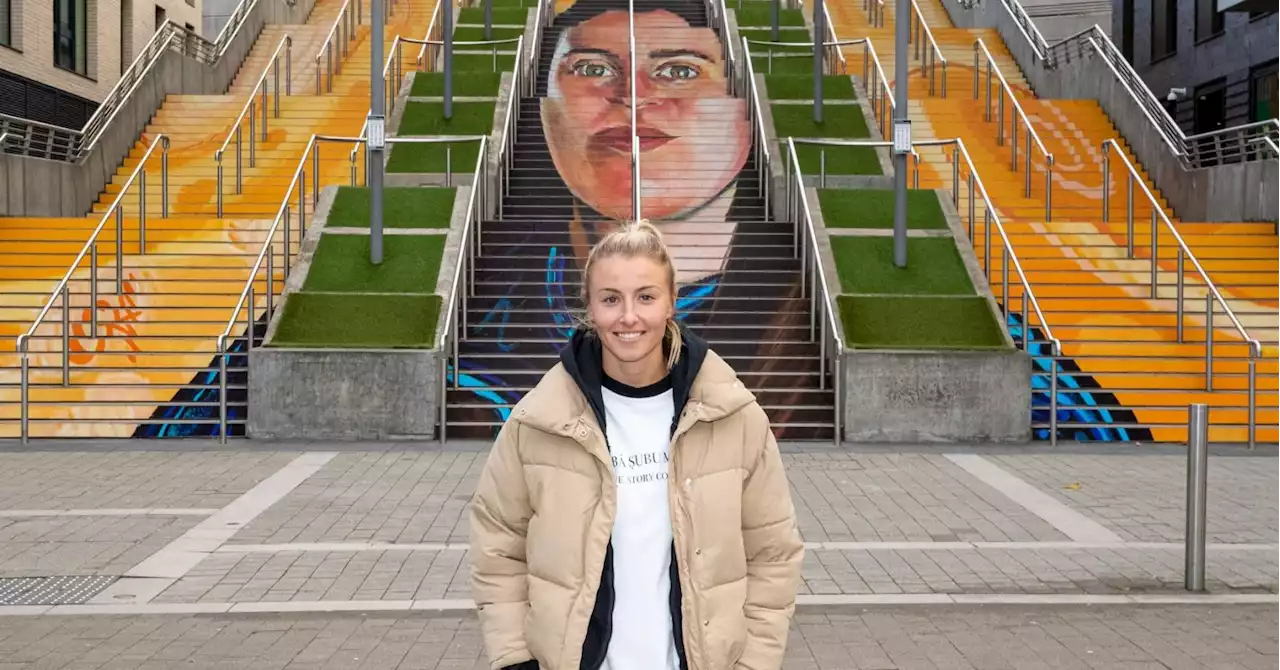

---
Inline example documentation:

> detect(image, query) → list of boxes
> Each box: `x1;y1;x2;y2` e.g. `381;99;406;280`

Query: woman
470;221;804;670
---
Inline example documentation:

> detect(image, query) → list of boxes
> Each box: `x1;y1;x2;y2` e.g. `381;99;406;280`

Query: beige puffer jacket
470;332;804;670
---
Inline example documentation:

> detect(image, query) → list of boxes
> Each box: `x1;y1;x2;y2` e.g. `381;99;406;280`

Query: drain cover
0;576;119;606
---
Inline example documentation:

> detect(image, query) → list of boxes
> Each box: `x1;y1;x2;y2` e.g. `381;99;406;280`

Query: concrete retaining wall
0;0;316;218
937;0;1278;223
842;349;1031;443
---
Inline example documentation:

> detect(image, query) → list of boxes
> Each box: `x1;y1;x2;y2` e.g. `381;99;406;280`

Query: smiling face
586;253;676;387
541;8;750;220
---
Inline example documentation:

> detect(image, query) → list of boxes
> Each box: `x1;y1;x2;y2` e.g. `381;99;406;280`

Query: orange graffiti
69;275;143;365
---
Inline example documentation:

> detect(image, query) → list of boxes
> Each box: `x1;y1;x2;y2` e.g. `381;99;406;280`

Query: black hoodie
504;326;709;670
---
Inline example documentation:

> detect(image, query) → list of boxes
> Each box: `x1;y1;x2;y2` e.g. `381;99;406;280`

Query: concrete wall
1114;0;1276;132
938;0;1278;222
0;0;316;218
842;349;1032;443
249;348;441;440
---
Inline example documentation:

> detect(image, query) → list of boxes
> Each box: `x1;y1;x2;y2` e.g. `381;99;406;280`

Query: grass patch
303;234;445;294
328;187;456;229
771;103;869;137
765;74;855;100
838;295;1007;349
818;189;947;229
387;140;482;173
271;293;442;348
458;7;530;23
397;101;495;135
448;53;517;72
751;55;815;75
793;144;882;175
450;26;526;42
735;6;805;26
410;72;503;97
831;236;975;295
486;0;537;7
742;27;813;44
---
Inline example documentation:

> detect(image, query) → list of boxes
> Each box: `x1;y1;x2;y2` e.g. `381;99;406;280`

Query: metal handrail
783;138;844;446
1037;23;1280;169
996;0;1049;59
748;36;893;137
908;0;947;97
415;0;444;69
436;136;490;443
789;135;1065;442
214;133;369;441
1100;139;1261;428
15;134;171;441
215;34;293;217
1249;135;1280;156
4;0;262;162
863;0;885;28
741;36;856;74
822;1;847;72
739;41;774;218
314;0;359;94
973;38;1053;218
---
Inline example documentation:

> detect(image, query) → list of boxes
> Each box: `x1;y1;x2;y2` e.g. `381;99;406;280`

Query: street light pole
891;0;910;267
444;0;453;119
369;0;386;264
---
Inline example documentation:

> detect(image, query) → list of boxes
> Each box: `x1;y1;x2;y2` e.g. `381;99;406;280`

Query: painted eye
654;63;700;81
572;61;615;78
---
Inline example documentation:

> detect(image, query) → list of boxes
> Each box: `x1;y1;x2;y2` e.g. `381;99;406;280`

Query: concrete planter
842;348;1032;443
247;348;440;440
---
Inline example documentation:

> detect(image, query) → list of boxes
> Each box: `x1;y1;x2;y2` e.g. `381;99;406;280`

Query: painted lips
591;126;676;153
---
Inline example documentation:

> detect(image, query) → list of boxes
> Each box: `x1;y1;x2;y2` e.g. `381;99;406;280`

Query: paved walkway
0;443;1275;668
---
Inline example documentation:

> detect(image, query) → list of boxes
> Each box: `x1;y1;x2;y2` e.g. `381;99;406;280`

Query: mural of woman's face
541;8;750;221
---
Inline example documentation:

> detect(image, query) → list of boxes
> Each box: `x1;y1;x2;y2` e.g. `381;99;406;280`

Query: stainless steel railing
215;34;293;217
15;134;172;442
437;135;492;443
1;0;263;163
314;0;360;94
782;138;844;446
739;41;775;220
1100;139;1262;447
857;0;947;96
973;38;1053;219
787;135;1065;443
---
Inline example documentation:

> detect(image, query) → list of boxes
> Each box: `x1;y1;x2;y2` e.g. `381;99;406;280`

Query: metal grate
0;576;119;606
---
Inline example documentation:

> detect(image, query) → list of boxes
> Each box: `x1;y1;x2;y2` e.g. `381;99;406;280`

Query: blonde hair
581;219;684;371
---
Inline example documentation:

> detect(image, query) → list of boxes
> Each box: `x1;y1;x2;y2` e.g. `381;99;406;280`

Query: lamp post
369;0;386;264
891;0;909;267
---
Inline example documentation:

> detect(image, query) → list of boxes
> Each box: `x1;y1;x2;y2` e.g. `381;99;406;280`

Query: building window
1250;61;1277;122
0;0;11;48
1195;0;1224;41
53;0;88;75
1151;0;1177;60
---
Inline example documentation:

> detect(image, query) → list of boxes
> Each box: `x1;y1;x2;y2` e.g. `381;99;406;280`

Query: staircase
0;0;440;439
445;0;835;440
828;0;1279;443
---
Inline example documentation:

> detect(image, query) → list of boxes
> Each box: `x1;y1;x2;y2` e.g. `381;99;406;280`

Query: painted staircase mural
0;0;440;438
447;0;836;440
827;0;1278;442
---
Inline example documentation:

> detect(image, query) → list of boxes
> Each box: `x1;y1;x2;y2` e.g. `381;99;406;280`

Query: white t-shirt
600;375;680;670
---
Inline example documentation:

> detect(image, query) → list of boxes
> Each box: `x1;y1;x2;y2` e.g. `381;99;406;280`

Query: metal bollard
1185;403;1208;592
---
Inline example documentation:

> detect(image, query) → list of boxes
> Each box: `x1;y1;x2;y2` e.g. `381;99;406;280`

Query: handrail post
19;351;28;443
1150;210;1158;298
1175;251;1186;342
1049;343;1059;445
1127;176;1135;258
139;166;147;255
218;340;228;443
90;245;98;338
161;138;169;218
60;284;70;386
1204;295;1213;391
1010;115;1018;168
216;152;224;217
261;82;269;138
115;207;124;294
1045;156;1053;222
286;37;292;95
274;58;281;118
1247;352;1256;449
1185;402;1208;593
1101;148;1110;222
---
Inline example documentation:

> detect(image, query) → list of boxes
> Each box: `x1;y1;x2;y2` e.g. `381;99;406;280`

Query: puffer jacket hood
471;328;803;670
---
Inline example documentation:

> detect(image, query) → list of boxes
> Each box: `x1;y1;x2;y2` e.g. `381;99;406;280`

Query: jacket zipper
669;405;703;670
